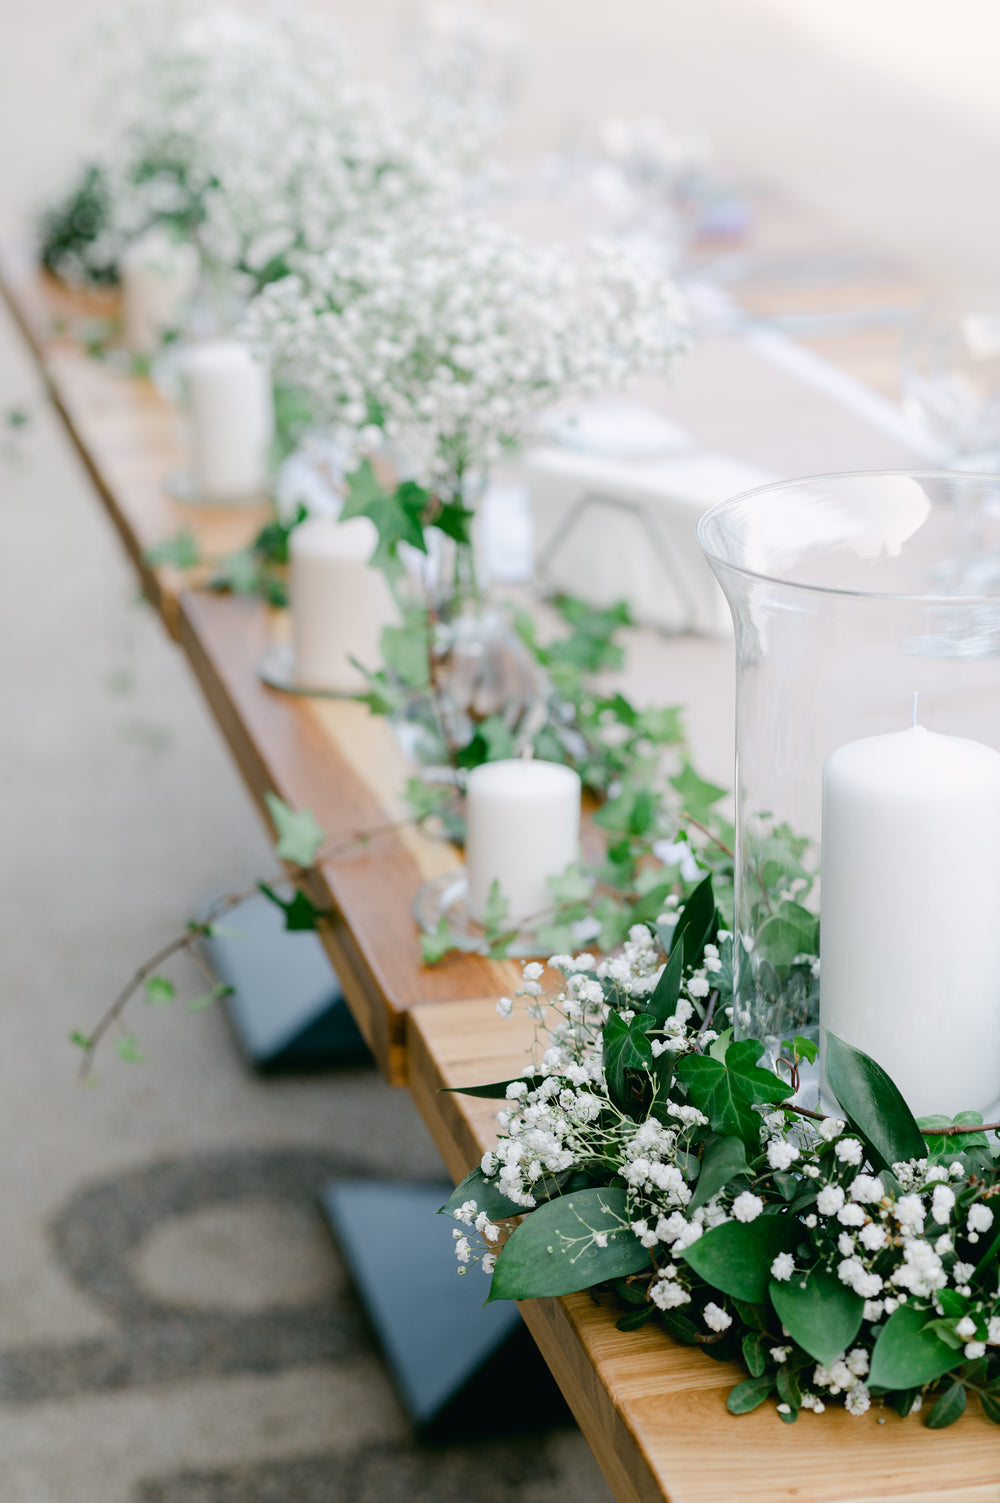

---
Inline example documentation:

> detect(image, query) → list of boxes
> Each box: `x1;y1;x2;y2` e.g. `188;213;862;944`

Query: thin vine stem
784;1102;1000;1138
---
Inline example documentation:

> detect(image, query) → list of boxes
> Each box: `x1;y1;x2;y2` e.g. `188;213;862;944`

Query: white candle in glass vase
289;515;397;693
185;339;274;502
120;227;198;357
465;760;582;925
820;724;1000;1118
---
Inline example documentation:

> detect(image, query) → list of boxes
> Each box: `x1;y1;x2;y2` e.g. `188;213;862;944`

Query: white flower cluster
43;0;473;288
452;943;1000;1420
245;216;689;491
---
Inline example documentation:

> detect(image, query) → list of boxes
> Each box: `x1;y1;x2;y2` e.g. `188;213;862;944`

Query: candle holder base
256;642;355;699
166;468;270;509
413;870;551;960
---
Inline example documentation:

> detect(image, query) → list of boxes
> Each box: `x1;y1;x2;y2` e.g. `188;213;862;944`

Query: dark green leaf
981;1393;1000;1425
825;1032;925;1173
488;1188;648;1302
925;1382;966;1429
782;1035;819;1066
442;1074;546;1099
616;1305;655;1332
670;874;718;971
869;1303;959;1390
775;1363;801;1413
438;1167;524;1222
769;1267;863;1368
726;1376;774;1414
919;1111;990;1157
434;497;476;545
257;883;327;932
603;1011;652;1109
265;793;326;866
893;1388;920;1418
742;1331;766;1378
688;1135;750;1213
644;937;685;1023
682;1215;798;1303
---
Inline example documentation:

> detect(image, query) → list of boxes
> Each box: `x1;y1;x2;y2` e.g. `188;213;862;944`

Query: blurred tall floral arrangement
246;216;689;753
38;0;480;293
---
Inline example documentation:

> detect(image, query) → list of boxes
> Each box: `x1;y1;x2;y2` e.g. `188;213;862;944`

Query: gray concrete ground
2;1;1000;1498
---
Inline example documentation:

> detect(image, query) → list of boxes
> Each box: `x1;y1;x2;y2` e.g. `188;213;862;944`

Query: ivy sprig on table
443;875;1000;1429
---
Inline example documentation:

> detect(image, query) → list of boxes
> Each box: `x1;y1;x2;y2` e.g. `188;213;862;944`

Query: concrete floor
2;1;1000;1498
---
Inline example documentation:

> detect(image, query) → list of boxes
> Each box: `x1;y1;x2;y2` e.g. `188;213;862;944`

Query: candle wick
911;690;919;729
520;743;535;761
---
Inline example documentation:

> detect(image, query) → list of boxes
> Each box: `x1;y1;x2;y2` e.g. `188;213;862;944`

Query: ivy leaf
670;764;727;824
824;1032;925;1173
688;1134;750;1213
919;1111;989;1158
603;1011;654;1108
69;1030;91;1050
433;496;476;545
402;777;453;824
438;1167;523;1222
144;529;200;569
420;916;457;965
115;1035;145;1064
487;1188;648;1302
726;1376;774;1414
636;705;685;744
257;883;327;932
681;1215;799;1303
769;1266;863;1368
548;865;594;908
341;462;427;569
381;621;431;691
869;1303;959;1390
756;902;818;969
925;1382;966;1429
186;982;234;1012
676;1039;791;1149
782;1035;819;1066
143;975;176;1005
264;793;326;867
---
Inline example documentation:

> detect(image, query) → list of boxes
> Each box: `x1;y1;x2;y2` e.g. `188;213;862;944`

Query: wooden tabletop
4;208;991;1501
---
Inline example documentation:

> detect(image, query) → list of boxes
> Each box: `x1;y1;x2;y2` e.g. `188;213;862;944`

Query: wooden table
4;221;996;1502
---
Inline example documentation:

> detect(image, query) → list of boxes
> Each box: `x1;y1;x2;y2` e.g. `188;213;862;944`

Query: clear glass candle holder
699;472;1000;1116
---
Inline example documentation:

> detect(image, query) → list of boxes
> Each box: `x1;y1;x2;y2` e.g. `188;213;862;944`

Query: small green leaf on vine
144;975;176;1005
265;793;326;866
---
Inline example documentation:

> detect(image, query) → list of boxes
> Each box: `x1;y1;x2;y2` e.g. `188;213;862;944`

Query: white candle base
465;759;582;924
184;339;274;503
289;515;398;694
820;724;1000;1119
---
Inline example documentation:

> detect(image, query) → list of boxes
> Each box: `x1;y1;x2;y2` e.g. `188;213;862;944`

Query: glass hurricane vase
699;471;1000;1118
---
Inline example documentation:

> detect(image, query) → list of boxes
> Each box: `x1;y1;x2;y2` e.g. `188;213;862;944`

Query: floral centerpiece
39;0;474;296
445;876;1000;1428
245;213;688;750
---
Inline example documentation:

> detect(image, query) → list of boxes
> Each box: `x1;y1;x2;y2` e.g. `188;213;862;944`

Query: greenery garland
441;875;1000;1428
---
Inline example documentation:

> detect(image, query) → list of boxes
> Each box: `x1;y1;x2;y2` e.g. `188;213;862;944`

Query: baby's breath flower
703;1302;732;1333
834;1138;864;1166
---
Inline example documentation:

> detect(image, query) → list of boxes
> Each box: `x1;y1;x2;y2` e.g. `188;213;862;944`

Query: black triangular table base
321;1179;570;1438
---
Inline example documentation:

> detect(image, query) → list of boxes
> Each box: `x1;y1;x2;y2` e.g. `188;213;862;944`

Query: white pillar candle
289;515;397;693
465;760;581;924
185;339;274;502
120;227;198;357
820;724;1000;1117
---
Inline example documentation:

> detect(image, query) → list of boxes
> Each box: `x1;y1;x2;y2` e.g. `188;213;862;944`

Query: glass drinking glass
699;472;1000;1115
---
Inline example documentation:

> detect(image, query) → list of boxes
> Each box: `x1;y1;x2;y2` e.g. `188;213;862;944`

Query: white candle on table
289;515;397;693
820;724;1000;1117
466;760;581;924
120;227;198;357
185;339;274;502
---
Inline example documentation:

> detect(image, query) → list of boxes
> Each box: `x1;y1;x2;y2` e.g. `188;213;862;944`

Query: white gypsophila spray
449;937;1000;1421
244;214;690;494
43;0;477;288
